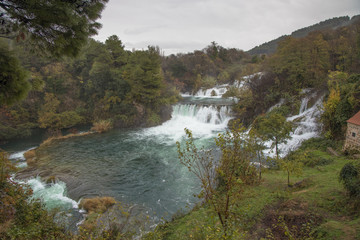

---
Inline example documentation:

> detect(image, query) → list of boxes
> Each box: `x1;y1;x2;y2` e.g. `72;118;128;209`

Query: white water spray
265;93;324;157
16;176;78;210
141;103;233;142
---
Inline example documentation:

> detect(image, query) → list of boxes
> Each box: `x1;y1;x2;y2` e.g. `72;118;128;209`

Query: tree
248;131;267;180
252;111;293;160
321;71;360;139
0;0;108;106
177;124;257;235
0;0;108;57
124;46;164;107
278;153;303;186
38;93;82;132
0;40;30;105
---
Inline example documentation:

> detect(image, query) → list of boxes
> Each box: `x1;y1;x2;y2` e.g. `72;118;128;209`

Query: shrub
301;151;334;167
339;162;360;198
91;119;113;133
146;112;161;126
298;137;340;152
24;149;36;159
79;197;116;213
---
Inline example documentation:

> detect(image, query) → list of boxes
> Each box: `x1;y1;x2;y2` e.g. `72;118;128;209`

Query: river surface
3;96;235;224
2;85;324;229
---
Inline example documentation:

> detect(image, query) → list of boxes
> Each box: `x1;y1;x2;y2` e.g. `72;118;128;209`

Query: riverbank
143;139;360;239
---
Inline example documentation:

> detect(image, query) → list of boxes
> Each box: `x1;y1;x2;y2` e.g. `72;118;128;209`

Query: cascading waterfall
141;102;233;142
265;93;324;157
194;84;229;98
173;104;231;125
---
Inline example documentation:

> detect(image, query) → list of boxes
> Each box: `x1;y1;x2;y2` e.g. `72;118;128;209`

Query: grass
38;131;94;148
143;146;360;239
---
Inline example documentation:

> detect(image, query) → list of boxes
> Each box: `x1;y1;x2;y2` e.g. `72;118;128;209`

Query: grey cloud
95;0;360;54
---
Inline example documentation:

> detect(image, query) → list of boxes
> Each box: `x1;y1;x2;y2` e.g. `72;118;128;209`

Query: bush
24;149;36;159
339;162;360;198
301;151;334;167
0;152;69;239
91;119;113;133
79;197;116;214
298;137;340;152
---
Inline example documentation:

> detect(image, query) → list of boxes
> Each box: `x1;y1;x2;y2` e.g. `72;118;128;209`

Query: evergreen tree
0;40;30;105
0;0;108;57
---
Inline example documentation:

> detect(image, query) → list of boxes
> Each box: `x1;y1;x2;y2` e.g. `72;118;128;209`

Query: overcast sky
94;0;360;55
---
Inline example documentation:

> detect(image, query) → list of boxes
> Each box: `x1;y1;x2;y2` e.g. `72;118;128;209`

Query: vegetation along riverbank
0;1;360;238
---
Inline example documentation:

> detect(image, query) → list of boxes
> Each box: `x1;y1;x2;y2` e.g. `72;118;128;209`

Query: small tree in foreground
252;111;293;161
176;124;257;236
278;153;304;187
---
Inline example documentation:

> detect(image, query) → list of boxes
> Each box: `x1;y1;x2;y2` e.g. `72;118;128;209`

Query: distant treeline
247;15;360;56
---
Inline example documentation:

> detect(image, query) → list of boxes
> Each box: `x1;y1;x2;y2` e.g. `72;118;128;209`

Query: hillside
144;139;360;239
247;15;360;56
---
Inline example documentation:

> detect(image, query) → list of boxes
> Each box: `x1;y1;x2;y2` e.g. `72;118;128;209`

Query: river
3;95;235;227
2;84;324;230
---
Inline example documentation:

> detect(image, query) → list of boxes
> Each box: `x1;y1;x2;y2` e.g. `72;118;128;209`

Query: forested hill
247;15;360;56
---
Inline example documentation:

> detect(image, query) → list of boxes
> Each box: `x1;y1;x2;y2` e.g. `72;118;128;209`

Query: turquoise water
4;97;233;223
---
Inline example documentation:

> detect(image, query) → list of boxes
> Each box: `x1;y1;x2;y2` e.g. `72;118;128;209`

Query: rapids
5;96;234;225
3;82;324;230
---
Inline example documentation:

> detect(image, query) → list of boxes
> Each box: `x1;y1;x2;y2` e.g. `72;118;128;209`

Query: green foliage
252;110;293;160
177;124;257;235
247;16;352;55
162;44;249;92
297;137;341;152
321;72;360;139
124;46;164;107
0;0;108;107
269;33;330;92
0;40;30;106
0;0;108;58
201;75;217;89
38;93;83;130
339;162;360;198
299;150;334;167
0;151;70;239
278;154;303;186
147;139;360;239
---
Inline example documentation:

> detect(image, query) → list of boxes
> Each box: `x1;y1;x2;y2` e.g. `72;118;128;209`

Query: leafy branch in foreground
176;124;258;236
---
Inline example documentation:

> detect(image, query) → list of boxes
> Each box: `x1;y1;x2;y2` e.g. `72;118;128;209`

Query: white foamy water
16;176;78;210
194;84;229;98
141;104;233;142
264;93;324;157
9;147;36;161
9;147;36;168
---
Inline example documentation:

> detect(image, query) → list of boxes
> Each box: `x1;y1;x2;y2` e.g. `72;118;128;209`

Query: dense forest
1;2;360;238
0;36;180;142
2;14;359;143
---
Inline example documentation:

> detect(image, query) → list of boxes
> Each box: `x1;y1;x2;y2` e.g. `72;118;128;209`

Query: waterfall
141;103;233;142
172;104;231;125
194;84;229;98
265;93;324;157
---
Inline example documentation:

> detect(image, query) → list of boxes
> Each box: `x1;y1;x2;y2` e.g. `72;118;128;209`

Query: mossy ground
143;144;360;240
